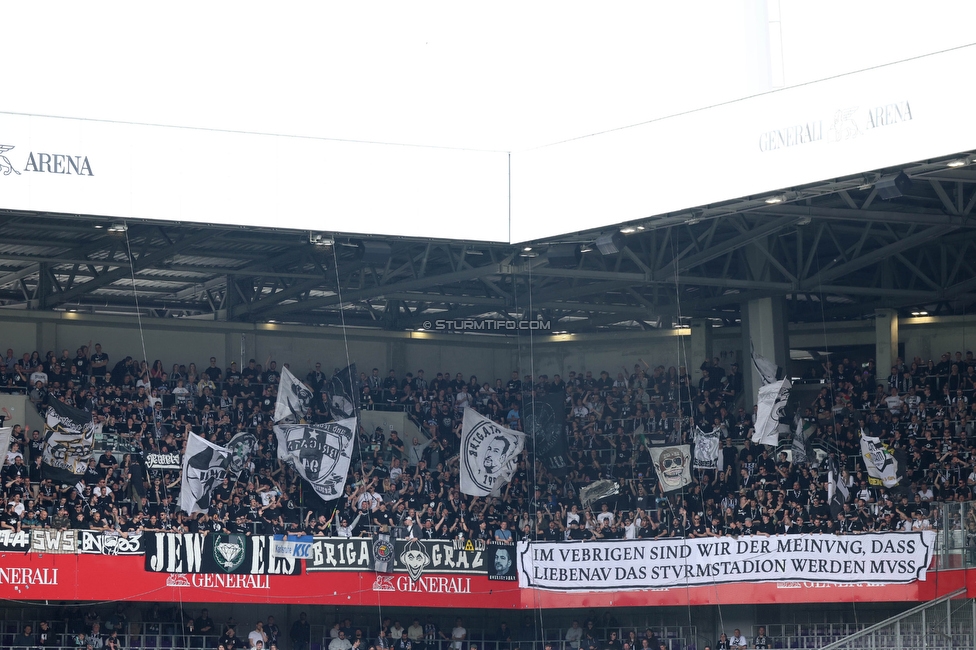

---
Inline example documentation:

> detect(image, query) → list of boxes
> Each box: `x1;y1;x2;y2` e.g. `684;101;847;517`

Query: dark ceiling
2;151;975;333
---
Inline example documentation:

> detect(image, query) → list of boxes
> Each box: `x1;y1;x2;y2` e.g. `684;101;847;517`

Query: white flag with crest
276;417;357;501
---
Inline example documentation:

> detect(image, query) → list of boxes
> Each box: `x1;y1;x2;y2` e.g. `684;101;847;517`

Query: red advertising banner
0;552;970;607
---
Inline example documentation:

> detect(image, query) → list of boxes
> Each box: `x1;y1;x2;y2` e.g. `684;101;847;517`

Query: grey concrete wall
6;309;976;389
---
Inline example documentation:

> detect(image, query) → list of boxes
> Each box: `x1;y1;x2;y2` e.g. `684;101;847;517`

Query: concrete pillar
36;321;57;357
389;339;407;374
690;318;714;384
226;331;255;370
741;296;790;409
875;308;899;380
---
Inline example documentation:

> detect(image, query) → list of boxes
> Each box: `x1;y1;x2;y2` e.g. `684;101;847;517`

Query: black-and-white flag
179;433;231;515
225;430;258;479
649;445;692;493
459;408;525;497
275;417;356;501
0;427;11;463
40;395;99;484
579;480;620;510
753;378;791;446
828;465;850;518
328;363;360;421
693;426;723;471
751;340;781;386
859;430;902;488
792;416;816;465
274;366;313;424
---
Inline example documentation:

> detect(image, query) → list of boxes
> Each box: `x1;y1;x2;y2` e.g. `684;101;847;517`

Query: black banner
328;363;360;421
307;537;486;577
0;529;30;552
486;544;517;581
524;390;570;475
143;533;300;575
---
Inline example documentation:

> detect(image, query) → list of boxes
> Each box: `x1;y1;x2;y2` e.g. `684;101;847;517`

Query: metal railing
819;588;970;650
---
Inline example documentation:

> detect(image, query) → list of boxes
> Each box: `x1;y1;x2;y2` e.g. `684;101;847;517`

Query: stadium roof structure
2;150;976;333
4;6;976;333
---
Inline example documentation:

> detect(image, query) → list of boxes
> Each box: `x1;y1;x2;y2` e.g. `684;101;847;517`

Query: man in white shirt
596;503;615;527
248;622;268;649
29;365;48;386
565;621;583;649
730;629;747;647
450;619;466;650
329;631;353;650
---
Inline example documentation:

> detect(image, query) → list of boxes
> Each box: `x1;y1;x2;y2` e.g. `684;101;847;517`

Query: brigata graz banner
517;532;937;591
143;533;300;576
306;537;487;577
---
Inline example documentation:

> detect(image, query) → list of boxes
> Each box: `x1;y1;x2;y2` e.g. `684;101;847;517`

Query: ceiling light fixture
946;158;969;168
309;233;334;246
764;194;787;204
107;223;127;232
619;226;637;234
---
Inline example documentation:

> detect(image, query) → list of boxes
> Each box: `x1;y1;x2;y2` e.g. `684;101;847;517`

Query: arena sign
517;532;937;591
307;537;487;576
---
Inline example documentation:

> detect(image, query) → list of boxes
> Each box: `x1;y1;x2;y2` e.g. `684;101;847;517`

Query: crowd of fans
3;606;712;650
3;340;976;544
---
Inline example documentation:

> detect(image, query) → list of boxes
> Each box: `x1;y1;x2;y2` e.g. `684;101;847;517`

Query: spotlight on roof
764;194;787;204
546;244;581;269
107;223;127;233
595;232;625;256
946;158;970;168
619;226;637;234
309;233;334;246
874;172;911;200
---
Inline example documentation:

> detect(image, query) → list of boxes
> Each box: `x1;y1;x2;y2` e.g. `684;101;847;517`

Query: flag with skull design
275;417;357;501
649;445;692;493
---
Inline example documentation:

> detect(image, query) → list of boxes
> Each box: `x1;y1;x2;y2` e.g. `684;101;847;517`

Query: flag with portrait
275;417;357;501
179;433;231;515
40;395;99;484
753;378;791;446
275;366;314;424
225;430;258;479
459;408;525;497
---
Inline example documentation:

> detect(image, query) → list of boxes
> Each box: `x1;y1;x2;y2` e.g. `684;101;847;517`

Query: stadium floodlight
874;172;911;199
595;232;625;255
309;233;334;246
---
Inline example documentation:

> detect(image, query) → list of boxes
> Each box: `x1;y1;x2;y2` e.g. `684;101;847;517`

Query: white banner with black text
517;532;936;591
